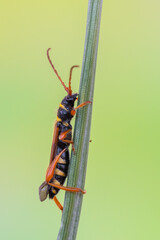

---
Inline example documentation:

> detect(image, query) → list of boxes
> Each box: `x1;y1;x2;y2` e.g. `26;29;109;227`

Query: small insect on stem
39;48;92;211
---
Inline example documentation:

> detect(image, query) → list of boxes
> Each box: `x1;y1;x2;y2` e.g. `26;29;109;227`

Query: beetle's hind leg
46;148;67;183
48;182;86;194
53;196;63;211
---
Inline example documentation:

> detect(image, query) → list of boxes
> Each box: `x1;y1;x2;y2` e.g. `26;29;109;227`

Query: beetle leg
70;101;92;116
53;196;63;211
48;182;86;194
59;129;75;153
46;148;67;183
75;101;92;110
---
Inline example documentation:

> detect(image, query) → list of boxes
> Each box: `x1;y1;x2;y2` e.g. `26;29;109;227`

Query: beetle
39;48;91;211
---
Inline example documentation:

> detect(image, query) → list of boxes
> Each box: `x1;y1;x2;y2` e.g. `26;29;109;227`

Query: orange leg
48;182;86;194
53;196;63;211
46;148;67;183
71;101;92;116
59;129;75;152
75;101;92;110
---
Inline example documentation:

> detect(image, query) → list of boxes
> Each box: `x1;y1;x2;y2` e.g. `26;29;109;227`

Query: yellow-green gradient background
0;1;160;239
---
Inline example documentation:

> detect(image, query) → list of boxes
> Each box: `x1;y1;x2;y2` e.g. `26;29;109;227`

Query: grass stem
57;0;103;239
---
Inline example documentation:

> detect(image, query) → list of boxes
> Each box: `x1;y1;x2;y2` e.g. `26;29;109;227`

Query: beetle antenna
68;65;79;96
47;48;69;94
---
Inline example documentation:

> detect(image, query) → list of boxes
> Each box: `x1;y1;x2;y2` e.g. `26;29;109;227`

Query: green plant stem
57;0;103;239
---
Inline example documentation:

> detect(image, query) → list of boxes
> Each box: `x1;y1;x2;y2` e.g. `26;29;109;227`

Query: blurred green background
0;0;160;239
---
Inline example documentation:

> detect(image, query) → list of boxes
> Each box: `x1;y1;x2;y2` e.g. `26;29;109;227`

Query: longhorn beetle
39;48;91;211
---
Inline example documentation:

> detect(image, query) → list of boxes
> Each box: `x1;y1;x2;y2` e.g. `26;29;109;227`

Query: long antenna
69;65;79;95
47;48;69;94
